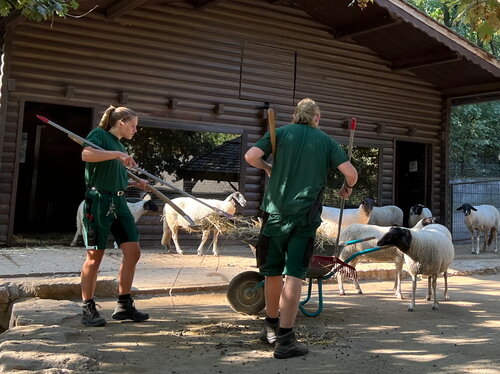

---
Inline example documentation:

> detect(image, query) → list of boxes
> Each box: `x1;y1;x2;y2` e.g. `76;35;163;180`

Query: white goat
319;197;375;238
377;227;454;311
408;204;432;227
161;191;247;256
456;204;499;255
368;205;404;226
71;194;158;247
337;224;404;299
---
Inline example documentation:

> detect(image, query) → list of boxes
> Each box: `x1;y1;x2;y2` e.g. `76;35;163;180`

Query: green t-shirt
254;123;347;216
84;127;128;192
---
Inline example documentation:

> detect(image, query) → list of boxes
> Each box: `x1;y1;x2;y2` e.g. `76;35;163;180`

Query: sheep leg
431;274;439;310
171;227;184;255
493;228;498;253
481;230;488;252
394;259;404;299
211;229;220;256
197;230;210;256
471;230;479;255
336;273;346;295
70;230;80;247
161;219;173;253
426;276;432;301
408;275;417;312
443;271;449;301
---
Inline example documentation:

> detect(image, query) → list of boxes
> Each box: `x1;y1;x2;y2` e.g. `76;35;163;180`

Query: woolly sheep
408;204;432;227
368;205;404;226
319;197;375;238
337;224;404;299
161;191;247;256
456;204;499;255
70;194;158;247
377;227;454;312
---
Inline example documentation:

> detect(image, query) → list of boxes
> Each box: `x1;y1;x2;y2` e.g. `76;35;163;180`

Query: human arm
128;177;150;191
244;146;272;177
82;146;137;168
337;160;358;199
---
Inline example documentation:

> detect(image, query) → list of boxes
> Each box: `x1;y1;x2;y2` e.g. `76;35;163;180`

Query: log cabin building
0;0;499;246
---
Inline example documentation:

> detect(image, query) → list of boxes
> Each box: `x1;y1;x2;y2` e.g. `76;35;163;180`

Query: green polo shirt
254;123;347;216
84;127;128;192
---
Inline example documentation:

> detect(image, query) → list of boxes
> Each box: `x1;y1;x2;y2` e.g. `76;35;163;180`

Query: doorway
14;102;93;234
395;141;431;226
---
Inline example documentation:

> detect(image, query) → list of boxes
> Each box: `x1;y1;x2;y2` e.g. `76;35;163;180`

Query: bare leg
264;276;283;318
81;249;105;300
279;276;302;328
118;242;141;295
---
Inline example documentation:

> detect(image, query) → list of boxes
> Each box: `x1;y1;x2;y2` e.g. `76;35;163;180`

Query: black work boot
112;297;149;322
81;300;106;327
259;319;279;344
274;331;309;359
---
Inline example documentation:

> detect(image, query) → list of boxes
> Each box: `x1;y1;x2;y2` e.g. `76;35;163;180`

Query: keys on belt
91;187;124;196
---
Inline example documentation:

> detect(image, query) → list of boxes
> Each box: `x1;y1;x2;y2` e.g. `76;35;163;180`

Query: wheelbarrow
227;237;385;317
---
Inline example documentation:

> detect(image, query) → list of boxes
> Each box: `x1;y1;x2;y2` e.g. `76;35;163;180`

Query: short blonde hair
292;98;320;128
98;105;137;131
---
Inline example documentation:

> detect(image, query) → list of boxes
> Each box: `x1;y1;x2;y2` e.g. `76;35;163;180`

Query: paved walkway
1;242;499;294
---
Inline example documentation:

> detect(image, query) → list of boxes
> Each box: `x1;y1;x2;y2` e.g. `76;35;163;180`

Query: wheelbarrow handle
344;245;386;264
341;236;376;246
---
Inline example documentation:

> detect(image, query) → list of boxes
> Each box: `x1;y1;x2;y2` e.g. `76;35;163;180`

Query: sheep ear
471;206;477;211
456;205;464;211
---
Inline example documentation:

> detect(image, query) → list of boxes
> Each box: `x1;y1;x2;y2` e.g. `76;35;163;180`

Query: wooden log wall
0;0;445;246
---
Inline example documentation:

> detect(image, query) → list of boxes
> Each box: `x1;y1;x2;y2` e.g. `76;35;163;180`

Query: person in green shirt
80;105;150;327
245;98;358;359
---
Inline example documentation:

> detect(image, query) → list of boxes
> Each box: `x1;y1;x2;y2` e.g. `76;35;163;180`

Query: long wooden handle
267;108;277;158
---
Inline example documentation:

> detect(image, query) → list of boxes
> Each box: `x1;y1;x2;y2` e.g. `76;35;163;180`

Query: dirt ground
38;271;499;374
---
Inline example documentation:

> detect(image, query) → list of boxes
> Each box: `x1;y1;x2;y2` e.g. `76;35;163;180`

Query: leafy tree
0;0;78;21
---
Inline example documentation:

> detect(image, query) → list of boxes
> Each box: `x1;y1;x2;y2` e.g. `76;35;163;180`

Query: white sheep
368;205;404;226
161;191;247;256
319;197;375;238
408;204;432;227
377;226;455;311
456;204;499;255
70;194;158;247
337;223;404;299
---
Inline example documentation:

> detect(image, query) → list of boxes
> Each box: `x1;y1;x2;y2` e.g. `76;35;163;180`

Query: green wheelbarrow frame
227;237;386;317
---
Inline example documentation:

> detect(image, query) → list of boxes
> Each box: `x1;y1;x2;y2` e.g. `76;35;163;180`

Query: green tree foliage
123;127;237;178
449;102;500;177
0;0;78;21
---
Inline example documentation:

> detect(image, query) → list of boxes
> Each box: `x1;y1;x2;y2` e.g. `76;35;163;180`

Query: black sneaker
259;319;279;344
81;300;106;327
112;298;149;322
274;331;309;359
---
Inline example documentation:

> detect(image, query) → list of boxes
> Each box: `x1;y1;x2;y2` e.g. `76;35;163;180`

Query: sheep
368;205;404;226
70;194;158;247
161;191;247;256
377;226;455;311
408;204;432;227
456;204;499;255
319;197;376;238
337;224;404;299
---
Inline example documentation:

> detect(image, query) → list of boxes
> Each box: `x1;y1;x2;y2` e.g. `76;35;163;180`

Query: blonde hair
292;98;320;128
98;105;137;131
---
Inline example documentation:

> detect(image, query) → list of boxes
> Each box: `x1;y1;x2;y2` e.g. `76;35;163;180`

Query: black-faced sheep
377;227;454;312
319;197;375;238
70;194;158;247
337;223;404;299
161;191;247;256
456;203;499;255
368;205;404;226
408;204;432;227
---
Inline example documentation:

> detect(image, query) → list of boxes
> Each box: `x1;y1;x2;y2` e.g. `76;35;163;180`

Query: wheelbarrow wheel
227;271;265;315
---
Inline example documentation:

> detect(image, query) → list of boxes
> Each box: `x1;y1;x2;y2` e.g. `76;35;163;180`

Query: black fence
450;178;500;242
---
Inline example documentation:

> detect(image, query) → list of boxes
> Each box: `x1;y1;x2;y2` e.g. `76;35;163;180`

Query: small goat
71;194;158;247
161;191;247;256
456;203;499;254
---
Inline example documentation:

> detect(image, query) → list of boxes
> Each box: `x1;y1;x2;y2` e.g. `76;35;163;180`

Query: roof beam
332;17;402;41
106;0;151;20
391;51;462;70
444;81;500;104
191;0;224;9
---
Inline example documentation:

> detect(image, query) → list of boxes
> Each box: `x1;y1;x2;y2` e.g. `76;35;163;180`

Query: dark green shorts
82;189;138;250
258;214;320;279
